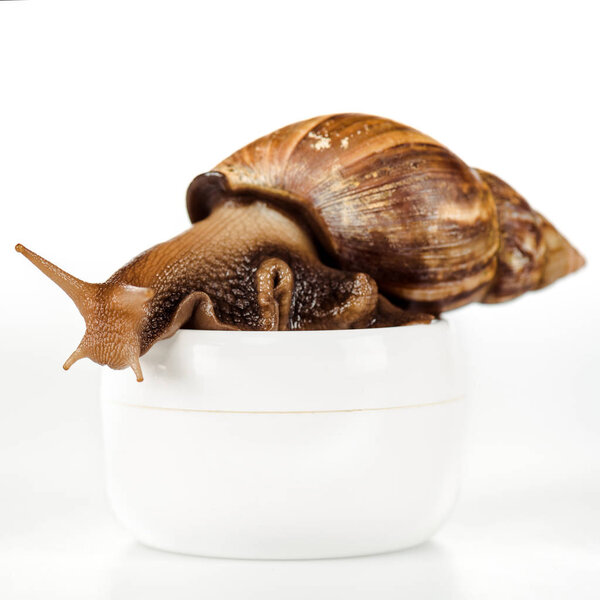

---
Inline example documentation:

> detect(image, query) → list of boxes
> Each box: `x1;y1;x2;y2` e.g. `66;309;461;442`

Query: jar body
100;322;466;559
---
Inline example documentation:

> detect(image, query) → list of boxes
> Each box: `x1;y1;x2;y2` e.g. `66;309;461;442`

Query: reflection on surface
107;540;459;600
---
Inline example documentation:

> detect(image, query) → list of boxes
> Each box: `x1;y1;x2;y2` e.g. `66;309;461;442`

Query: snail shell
187;113;584;313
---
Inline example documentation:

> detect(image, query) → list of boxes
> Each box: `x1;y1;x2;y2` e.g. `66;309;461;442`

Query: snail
16;114;584;381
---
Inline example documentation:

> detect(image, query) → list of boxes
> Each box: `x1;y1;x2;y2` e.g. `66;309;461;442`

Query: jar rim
101;318;463;413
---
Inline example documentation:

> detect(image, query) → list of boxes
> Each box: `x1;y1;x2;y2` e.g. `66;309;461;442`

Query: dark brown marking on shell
395;274;495;316
329;143;498;283
477;170;546;303
477;170;585;303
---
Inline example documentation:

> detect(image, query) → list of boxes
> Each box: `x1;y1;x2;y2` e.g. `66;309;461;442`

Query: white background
1;1;599;598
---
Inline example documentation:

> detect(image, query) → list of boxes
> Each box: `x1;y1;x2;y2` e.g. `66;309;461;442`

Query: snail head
15;244;154;381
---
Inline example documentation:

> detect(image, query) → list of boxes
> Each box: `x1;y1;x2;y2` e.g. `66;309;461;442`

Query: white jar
100;320;466;559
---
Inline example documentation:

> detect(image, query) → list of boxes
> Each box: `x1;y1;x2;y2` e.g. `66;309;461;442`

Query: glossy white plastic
101;321;466;559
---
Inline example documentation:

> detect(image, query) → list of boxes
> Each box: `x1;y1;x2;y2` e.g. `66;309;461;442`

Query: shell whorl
477;170;585;303
187;113;584;313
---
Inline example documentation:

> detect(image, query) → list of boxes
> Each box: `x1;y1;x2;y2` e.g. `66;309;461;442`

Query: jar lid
101;320;464;413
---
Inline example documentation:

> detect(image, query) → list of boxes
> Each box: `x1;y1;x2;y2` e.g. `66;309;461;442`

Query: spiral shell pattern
187;113;582;313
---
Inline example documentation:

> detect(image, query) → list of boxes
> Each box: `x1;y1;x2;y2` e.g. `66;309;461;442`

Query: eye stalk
15;243;99;315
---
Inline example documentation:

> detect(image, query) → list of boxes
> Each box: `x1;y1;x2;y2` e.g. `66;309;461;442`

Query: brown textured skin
15;201;431;380
188;113;584;314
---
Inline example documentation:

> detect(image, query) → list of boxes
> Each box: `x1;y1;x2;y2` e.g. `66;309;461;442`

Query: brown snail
16;114;584;381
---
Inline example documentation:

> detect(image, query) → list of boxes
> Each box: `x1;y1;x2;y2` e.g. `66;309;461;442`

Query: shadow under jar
100;320;466;560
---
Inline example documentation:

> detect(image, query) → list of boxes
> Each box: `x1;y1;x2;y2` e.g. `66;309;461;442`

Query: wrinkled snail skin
16;201;430;380
16;113;584;381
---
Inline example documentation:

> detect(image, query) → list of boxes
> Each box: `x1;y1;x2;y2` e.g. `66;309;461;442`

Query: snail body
16;200;430;380
17;114;584;381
